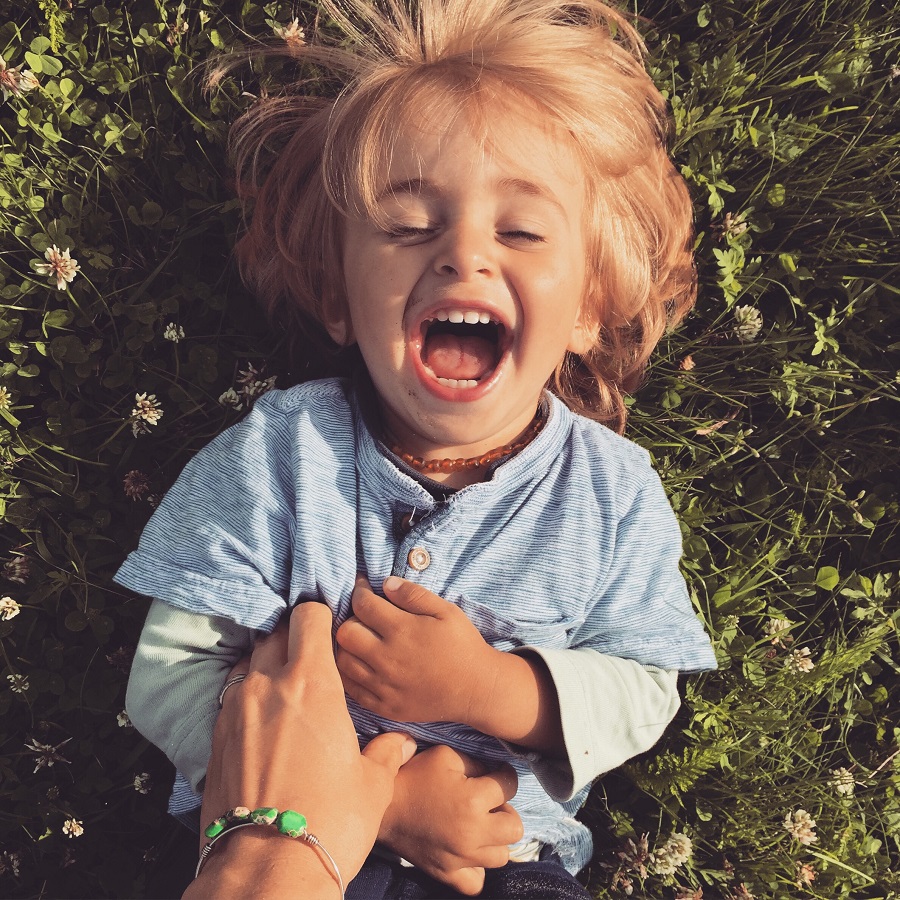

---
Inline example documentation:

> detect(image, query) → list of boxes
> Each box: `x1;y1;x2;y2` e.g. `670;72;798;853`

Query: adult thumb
361;732;418;776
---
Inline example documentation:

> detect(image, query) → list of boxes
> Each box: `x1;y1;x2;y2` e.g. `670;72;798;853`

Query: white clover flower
0;53;39;100
785;646;815;674
783;809;817;845
7;673;28;693
218;387;243;409
764;617;793;647
243;377;277;401
16;69;39;93
62;818;84;838
34;245;81;291
733;305;763;342
830;767;855;796
274;17;306;45
117;710;132;728
0;596;20;620
131;392;163;426
133;772;152;794
0;386;12;409
650;832;693;876
163;322;185;343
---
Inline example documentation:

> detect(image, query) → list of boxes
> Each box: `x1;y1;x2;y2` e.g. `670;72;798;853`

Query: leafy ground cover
0;1;898;897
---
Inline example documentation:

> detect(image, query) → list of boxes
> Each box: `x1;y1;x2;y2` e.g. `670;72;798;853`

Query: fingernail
383;576;402;592
400;735;417;763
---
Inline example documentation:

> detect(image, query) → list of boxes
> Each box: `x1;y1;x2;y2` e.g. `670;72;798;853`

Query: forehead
354;89;587;212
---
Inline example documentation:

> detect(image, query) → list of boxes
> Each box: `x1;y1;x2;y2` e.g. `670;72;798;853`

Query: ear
321;293;356;346
324;314;355;347
567;306;600;356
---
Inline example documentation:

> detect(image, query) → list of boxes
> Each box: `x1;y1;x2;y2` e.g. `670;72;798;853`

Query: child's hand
335;575;500;725
378;744;524;895
337;577;502;725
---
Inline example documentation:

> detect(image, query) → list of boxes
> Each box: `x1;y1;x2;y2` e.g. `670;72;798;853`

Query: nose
432;222;494;279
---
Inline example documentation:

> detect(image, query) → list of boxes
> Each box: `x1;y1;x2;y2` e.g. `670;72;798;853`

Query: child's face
340;104;594;460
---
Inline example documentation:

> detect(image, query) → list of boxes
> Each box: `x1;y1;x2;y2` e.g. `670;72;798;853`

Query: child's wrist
460;644;510;732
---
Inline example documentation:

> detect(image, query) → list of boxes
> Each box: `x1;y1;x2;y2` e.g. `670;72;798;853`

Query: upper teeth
433;309;495;325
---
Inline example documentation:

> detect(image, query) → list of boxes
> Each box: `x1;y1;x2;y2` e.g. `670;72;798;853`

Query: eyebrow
377;176;567;214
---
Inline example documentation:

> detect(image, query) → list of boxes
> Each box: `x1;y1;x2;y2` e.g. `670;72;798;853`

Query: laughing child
116;0;717;896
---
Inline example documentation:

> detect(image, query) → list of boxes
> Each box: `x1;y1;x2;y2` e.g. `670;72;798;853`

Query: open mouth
418;309;508;389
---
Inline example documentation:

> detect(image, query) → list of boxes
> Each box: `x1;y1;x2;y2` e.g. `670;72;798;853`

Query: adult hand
335;576;500;725
185;602;416;899
379;745;523;895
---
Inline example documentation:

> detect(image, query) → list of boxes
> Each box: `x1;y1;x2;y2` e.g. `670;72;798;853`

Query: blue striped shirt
115;378;716;873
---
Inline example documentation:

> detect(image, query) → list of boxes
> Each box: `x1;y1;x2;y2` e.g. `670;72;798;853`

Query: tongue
423;333;496;381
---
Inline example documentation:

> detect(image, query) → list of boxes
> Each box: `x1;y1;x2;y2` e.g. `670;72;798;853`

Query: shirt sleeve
572;470;717;672
126;599;253;791
114;394;296;631
501;647;680;801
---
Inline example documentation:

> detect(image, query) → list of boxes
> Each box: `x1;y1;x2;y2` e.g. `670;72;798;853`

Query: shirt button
407;547;431;571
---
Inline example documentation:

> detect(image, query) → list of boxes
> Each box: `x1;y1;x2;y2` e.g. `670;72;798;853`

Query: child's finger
350;583;399;632
443;866;485;896
382;576;447;617
470;762;519;808
334;644;378;684
488;803;526;846
339;671;385;714
335;614;384;657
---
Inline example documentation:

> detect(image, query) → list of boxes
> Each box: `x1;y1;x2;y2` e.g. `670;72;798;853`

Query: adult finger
247;614;290;674
284;600;336;674
360;731;418;775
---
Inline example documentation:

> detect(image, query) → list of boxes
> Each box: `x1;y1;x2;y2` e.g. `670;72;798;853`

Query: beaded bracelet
196;806;344;898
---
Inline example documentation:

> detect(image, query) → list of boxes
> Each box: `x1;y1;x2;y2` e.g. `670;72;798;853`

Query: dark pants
176;809;590;900
346;851;591;900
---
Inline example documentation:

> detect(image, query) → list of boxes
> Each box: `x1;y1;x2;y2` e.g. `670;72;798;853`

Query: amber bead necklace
386;409;545;475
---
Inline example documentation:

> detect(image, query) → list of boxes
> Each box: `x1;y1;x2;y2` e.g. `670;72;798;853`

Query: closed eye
501;230;545;243
386;225;435;241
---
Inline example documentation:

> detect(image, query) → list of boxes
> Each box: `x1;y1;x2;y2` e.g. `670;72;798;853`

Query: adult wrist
192;811;345;899
188;829;337;898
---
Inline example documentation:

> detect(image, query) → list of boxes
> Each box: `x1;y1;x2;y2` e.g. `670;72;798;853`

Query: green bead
275;810;307;838
228;806;252;822
251;807;278;825
204;817;228;839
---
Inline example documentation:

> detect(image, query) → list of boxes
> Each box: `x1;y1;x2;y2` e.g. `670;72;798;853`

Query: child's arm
336;575;680;773
127;599;253;791
497;648;680;800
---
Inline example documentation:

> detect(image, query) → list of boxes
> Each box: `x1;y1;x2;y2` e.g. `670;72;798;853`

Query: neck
386;408;544;488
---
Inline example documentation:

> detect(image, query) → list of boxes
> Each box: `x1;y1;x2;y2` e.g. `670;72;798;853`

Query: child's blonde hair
228;0;695;432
